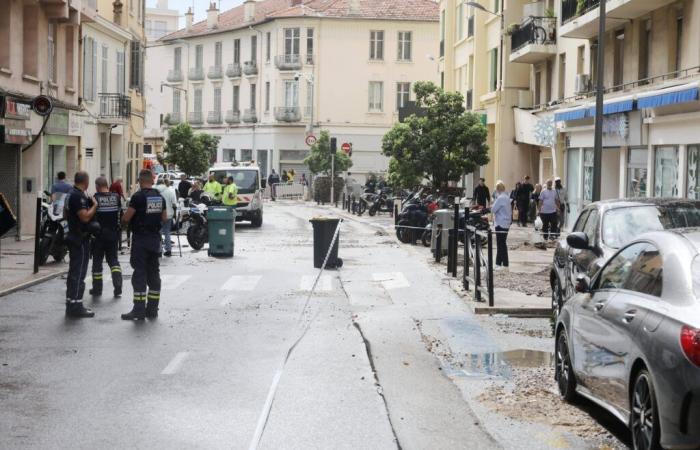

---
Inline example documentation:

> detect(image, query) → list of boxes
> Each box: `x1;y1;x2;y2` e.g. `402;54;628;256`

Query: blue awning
586;95;635;116
637;82;699;109
554;106;589;122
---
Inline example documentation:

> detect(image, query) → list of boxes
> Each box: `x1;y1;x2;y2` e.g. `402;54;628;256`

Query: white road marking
160;274;191;290
219;296;235;307
161;352;189;375
373;272;410;290
248;370;283;450
221;275;262;291
300;274;332;292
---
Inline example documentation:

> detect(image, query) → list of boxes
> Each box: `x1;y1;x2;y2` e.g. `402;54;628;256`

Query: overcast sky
148;0;244;27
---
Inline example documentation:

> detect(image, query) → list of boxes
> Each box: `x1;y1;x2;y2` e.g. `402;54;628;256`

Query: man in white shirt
538;179;561;241
156;179;178;257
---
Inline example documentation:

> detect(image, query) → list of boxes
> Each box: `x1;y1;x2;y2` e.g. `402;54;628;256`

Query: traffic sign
341;143;351;154
305;134;317;146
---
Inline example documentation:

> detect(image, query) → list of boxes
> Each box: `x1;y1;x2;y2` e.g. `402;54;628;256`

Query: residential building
146;0;439;181
146;0;179;41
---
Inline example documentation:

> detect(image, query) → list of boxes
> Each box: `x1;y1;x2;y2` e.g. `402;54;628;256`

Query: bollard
394;204;399;225
33;197;41;274
342;193;346;209
463;223;470;290
487;228;495;307
435;224;443;262
451;228;458;278
447;229;454;274
474;232;482;302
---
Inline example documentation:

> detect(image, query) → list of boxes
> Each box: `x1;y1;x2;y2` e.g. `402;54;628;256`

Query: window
240;149;253;162
172;90;180;114
624;244;663;297
306;28;314;64
654;146;678;197
627;148;648;198
174;47;182;70
603;205;700;249
284;80;299;107
492;0;500;13
214;41;222;68
370;31;384;60
130;40;142;90
558;53;566;99
489;48;499;92
82;37;97;101
195;44;203;68
116;51;125;94
305;80;313;116
397;31;412;61
65;27;75;88
674;12;683;73
0;5;9;68
232;85;240;111
613;29;625;87
284;28;300;56
250;35;257;62
266;32;271;62
576;45;584;75
48;23;57;83
638;19;651;81
250;83;256;109
688;145;700;199
265;81;270;112
100;45;108;114
396;82;410;110
194;87;202;113
23;6;38;76
583;209;599;245
572;209;590;233
457;2;464;40
222;149;236;162
597;243;647;290
213;87;221;113
233;39;241;64
368;81;383;112
534;70;542;106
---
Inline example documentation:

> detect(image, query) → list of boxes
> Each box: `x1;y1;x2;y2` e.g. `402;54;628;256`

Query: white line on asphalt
248;370;283;450
300;274;332;292
221;275;262;292
160;275;192;290
373;272;410;290
161;352;190;375
219;296;235;307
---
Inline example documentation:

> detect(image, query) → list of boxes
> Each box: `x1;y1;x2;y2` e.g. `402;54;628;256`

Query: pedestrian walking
203;173;223;202
530;183;542;222
222;176;239;207
538;179;561;241
268;170;280;201
120;169;166;320
157;179;178;257
177;174;192;200
300;173;308;186
516;176;534;227
64;171;97;318
555;177;568;230
472;178;490;209
89;177;123;298
492;182;512;269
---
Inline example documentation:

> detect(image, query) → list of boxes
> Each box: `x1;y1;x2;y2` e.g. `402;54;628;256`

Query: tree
303;130;353;176
164;123;220;176
381;81;489;188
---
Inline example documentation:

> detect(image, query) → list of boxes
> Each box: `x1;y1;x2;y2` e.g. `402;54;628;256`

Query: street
0;201;624;450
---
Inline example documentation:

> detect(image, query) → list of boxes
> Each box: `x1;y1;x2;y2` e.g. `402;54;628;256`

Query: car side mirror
567;232;590;250
575;274;591;293
261;179;267;189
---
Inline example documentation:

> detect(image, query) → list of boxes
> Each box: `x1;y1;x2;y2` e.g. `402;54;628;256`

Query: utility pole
592;0;607;202
330;138;337;205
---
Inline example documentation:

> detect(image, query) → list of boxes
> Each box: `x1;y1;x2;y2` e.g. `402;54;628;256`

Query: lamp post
592;1;607;202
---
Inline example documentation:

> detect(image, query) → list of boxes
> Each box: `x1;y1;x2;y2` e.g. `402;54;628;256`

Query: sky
148;0;244;27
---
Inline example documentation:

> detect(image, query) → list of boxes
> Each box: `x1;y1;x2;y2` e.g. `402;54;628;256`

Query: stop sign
341;143;351;154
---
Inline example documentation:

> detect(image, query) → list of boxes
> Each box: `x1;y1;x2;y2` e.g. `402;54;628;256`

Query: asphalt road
0;201;602;449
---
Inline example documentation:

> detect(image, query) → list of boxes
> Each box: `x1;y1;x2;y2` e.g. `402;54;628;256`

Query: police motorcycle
395;189;431;244
185;192;216;251
368;187;395;217
38;191;69;264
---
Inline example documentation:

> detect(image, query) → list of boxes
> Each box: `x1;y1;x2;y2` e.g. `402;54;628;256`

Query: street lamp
465;2;504;90
592;2;607;202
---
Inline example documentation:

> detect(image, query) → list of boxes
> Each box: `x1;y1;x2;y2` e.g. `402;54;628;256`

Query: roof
162;0;438;41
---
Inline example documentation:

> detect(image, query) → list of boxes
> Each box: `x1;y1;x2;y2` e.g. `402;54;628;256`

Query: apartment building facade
147;0;439;181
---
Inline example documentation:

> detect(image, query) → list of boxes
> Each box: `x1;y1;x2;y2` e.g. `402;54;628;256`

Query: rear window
603;205;700;249
212;170;259;194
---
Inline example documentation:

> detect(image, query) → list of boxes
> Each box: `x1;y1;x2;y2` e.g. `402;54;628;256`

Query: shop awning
600;95;635;115
637;82;699;109
554;105;589;122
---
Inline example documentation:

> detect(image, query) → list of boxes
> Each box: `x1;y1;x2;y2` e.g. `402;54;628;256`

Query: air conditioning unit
575;74;591;94
517;90;533;109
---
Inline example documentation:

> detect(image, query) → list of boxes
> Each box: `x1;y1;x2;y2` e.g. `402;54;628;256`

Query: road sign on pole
341;143;351;154
305;134;317;146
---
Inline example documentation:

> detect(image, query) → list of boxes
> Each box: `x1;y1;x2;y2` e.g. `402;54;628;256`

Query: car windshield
212;170;259;194
603;205;700;249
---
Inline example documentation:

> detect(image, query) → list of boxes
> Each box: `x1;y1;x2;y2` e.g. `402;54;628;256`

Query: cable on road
248;219;344;450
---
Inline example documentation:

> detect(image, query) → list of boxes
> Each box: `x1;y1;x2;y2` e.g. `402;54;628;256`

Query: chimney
185;7;194;31
207;2;219;29
244;0;256;22
348;0;360;15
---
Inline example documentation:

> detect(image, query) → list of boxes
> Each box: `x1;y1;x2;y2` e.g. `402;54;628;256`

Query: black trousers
540;213;559;240
92;237;121;287
517;201;529;227
130;234;161;299
495;226;509;267
66;239;90;301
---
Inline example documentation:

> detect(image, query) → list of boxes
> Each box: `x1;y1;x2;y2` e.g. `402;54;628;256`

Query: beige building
146;0;439;181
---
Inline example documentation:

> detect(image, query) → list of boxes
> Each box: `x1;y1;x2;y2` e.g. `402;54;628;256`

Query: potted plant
506;23;520;35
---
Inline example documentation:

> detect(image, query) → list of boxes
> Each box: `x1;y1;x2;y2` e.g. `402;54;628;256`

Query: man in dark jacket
268;170;280;201
516;176;534;227
90;176;122;298
177;174;192;200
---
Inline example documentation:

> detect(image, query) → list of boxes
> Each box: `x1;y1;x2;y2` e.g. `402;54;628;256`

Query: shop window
566;148;582;226
627;148;648;198
654;146;678;197
583;148;594;203
23;6;38;77
687;145;700;199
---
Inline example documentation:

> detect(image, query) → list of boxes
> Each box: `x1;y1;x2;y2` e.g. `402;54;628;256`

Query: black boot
146;291;160;319
66;300;95;318
121;299;146;320
89;274;103;296
111;267;123;298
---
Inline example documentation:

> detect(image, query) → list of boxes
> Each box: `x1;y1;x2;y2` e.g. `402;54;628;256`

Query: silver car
555;230;700;450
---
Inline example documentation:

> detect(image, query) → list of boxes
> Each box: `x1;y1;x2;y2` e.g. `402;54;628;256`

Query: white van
208;163;263;227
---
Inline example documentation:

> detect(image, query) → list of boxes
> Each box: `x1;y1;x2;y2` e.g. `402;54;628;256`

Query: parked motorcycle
38;191;69;264
186;203;209;251
368;188;395;216
396;190;429;244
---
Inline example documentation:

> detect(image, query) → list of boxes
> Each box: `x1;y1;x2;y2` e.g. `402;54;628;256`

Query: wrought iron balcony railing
510;17;557;53
274;106;301;123
225;110;241;124
243;61;258;76
275;54;302;71
188;111;203;124
226;63;242;78
207;110;222;124
561;0;600;24
242;108;258;123
167;69;183;82
188;67;204;81
207;65;223;79
164;112;181;125
98;93;130;120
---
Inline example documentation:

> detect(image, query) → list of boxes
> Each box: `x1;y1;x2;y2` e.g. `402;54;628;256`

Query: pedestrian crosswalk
299;274;332;292
372;272;411;290
160;275;191;290
221;275;262;291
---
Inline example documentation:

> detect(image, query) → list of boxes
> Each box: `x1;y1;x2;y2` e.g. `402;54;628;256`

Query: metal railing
305;54;315;65
510;17;557;53
275;54;302;71
164;112;181;125
274;106;302;122
207;110;222;124
243;61;258;76
167;69;183;82
242;108;257;123
225;109;241;124
561;0;600;24
188;111;203;124
188;67;204;80
98;93;130;119
226;63;242;78
207;65;223;79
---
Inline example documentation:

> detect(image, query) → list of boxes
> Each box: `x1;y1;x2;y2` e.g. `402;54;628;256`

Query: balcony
207;111;222;124
98;93;130;122
275;54;302;71
243;61;258;76
188;111;203;125
560;0;676;39
274;106;302;123
242;109;258;123
163;112;181;126
188;67;204;81
226;63;242;78
167;69;183;83
509;17;557;64
225;110;241;124
207;65;223;80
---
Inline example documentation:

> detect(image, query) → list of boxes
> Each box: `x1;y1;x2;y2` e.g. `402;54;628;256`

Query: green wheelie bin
207;206;236;257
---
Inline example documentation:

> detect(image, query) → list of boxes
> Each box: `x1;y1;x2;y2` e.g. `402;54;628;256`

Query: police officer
65;171;97;318
121;169;166;320
89;176;123;298
222;176;238;208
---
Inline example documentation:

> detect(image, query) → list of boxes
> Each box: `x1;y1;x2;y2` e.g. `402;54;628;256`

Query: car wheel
552;276;563;319
630;369;662;450
556;331;577;402
251;211;263;228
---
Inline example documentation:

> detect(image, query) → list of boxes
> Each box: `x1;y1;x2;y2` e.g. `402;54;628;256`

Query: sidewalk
0;237;68;297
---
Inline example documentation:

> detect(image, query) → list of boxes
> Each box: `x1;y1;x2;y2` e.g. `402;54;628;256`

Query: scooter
38;191;69;264
186;202;209;251
395;190;429;244
368;189;395;216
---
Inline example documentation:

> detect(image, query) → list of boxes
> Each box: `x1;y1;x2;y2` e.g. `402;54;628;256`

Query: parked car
551;199;700;316
555;230;700;450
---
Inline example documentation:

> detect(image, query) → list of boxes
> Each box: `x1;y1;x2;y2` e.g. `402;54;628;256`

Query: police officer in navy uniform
89;176;123;298
121;169;166;320
65;171;97;318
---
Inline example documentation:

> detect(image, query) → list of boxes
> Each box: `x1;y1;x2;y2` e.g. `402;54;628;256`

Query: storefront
43;108;80;190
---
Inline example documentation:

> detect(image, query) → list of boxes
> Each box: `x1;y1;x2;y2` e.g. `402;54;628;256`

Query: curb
0;269;68;298
472;306;553;318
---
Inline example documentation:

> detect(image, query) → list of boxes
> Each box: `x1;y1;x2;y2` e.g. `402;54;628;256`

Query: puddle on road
449;349;554;379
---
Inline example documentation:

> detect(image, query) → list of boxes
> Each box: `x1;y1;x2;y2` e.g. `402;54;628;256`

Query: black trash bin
310;217;343;269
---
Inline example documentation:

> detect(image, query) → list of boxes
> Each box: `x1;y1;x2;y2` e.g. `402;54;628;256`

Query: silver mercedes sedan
555;230;700;450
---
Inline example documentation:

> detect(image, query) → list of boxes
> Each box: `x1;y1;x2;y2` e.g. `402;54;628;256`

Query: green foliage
164;123;220;177
576;0;586;14
381;81;489;188
303;130;353;176
313;176;345;203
